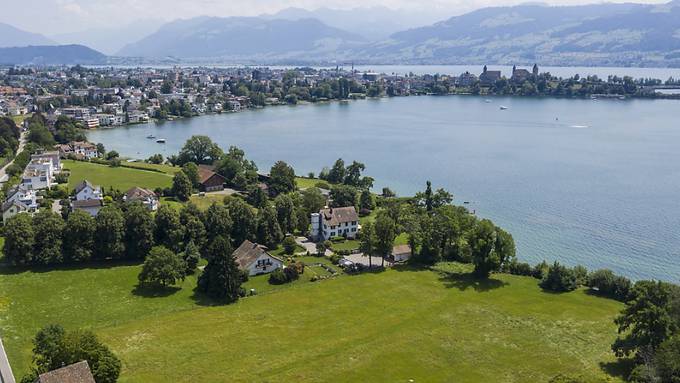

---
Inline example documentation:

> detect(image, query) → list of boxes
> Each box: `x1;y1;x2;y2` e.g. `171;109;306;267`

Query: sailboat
499;106;508;110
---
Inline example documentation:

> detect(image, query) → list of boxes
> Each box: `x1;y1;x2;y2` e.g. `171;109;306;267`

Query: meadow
0;261;625;382
63;160;174;191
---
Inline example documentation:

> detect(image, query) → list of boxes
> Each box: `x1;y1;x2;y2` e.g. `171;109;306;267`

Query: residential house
311;206;359;241
35;360;96;383
233;240;284;276
71;199;103;217
2;185;39;222
57;141;99;160
198;165;226;192
31;151;61;174
74;180;102;201
123;186;159;211
390;244;412;263
21;167;52;190
2;199;31;222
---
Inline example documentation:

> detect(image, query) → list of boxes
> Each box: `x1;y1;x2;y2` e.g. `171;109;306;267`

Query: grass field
63;160;174;191
295;177;321;189
121;162;181;175
0;261;625;382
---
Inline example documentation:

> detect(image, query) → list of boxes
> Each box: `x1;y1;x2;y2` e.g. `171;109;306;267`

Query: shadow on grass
132;284;182;298
438;272;508;292
0;259;143;276
600;358;635;380
190;286;224;307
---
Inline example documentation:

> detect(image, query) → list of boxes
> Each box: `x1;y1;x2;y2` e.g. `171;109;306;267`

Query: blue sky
0;0;669;35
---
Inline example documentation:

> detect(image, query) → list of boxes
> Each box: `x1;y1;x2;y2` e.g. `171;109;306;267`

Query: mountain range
0;45;107;65
3;2;680;66
0;23;54;48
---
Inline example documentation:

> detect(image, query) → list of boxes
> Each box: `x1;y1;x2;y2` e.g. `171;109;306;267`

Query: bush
587;269;632;301
314;181;330;190
572;265;589;286
540;262;578;292
269;268;290;285
330;236;345;243
504;260;533;276
532;260;549;279
329;254;342;265
283;265;300;282
282;236;297;255
54;172;69;184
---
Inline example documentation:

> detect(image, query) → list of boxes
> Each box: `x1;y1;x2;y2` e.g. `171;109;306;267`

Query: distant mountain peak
0;22;55;48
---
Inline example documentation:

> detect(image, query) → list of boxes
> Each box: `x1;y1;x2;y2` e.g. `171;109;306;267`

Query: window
330;232;335;237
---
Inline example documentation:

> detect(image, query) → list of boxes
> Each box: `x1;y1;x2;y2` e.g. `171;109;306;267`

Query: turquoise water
87;95;680;281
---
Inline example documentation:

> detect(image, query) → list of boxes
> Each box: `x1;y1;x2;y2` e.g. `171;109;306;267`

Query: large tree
177;135;223;165
153;205;184;251
181;162;200;188
256;205;283;248
197;235;242;303
225;197;256;246
124;203;155;260
327;158;345;184
344;161;365;187
3;213;34;265
172;171;192;201
359;221;376;268
469;219;500;278
32;210;65;265
25;324;121;383
269;160;296;196
329;185;357;208
374;213;396;267
204;203;232;245
301;187;325;214
138;246;186;287
62;209;95;263
274;194;297;234
612;281;678;359
94;205;125;260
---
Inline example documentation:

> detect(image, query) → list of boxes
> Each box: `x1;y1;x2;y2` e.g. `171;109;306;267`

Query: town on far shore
2;64;680;131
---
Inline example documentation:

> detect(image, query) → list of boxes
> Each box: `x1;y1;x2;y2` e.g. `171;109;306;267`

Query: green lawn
64;160;174;192
121;162;181;175
188;194;226;210
0;261;625;382
295;177;322;189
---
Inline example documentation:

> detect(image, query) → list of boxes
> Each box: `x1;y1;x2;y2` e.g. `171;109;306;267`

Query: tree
344;161;365;186
359;222;376;268
26;324;121;383
327;158;346;184
301;187;325;214
181;162;200;188
225;198;255;246
123;203;155;259
269;160;296;196
469;219;500;278
177;135;223;165
62;209;94;263
197;235;242;303
94;205;125;260
540;262;578;292
153;205;183;251
382;187;396;198
256;205;283;248
359;189;375;212
374;213;396;267
247;185;269;209
655;336;680;382
204;203;232;245
147;153;164;164
274;194;297;234
330;185;357;208
315;241;327;256
172;171;192;201
612;281;678;358
295;208;310;236
587;269;632;301
282;236;297;255
182;240;200;274
32;210;65;265
3;213;34;265
138;246;186;287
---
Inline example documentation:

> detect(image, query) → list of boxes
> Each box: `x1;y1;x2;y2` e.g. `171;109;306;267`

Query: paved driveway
0;337;15;383
295;237;332;256
0;131;27;184
344;253;390;267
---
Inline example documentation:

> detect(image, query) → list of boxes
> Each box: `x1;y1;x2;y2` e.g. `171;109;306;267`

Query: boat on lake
500;106;508;110
156;138;166;143
146;134;155;139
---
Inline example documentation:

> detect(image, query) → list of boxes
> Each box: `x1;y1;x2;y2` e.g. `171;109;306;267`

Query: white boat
485;99;492;103
146;134;155;139
499;106;508;110
156;138;166;143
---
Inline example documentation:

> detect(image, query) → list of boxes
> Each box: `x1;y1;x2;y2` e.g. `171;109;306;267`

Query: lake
87;95;680;282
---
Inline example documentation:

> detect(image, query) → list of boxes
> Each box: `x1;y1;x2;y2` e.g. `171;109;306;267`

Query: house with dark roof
123;187;159;211
198;165;226;192
35;360;95;383
233;240;284;276
310;206;359;241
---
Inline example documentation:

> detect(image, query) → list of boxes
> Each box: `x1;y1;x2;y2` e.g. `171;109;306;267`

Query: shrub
329;254;342;265
54;172;69;184
532;260;550;279
587;269;632;301
572;265;589;286
269;268;289;285
540;262;578;292
314;181;330;190
505;260;533;276
330;236;345;243
283;265;300;282
282;236;297;255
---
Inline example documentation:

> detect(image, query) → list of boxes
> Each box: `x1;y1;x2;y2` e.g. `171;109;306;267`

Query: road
0;131;27;184
0;337;15;383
